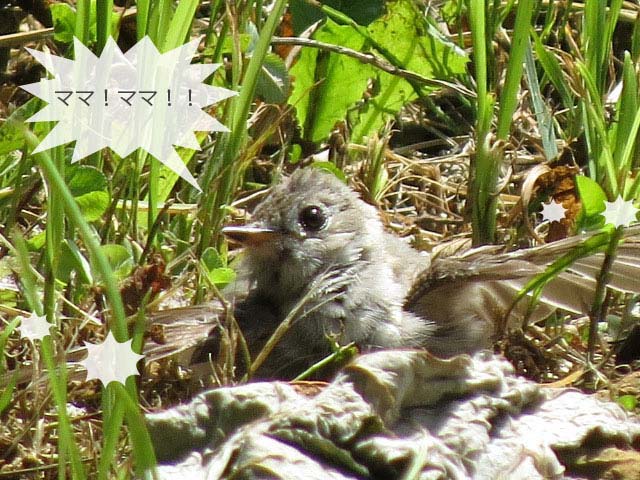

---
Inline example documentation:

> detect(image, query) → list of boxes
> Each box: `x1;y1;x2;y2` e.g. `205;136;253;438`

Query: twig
270;36;475;98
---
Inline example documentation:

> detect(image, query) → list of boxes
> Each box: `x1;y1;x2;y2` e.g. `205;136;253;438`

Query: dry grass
1;0;640;477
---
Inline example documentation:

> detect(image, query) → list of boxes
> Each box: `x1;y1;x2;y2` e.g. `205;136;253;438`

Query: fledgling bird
219;167;640;377
222;168;432;376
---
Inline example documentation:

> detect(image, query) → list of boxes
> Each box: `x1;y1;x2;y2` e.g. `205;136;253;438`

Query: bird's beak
222;226;280;247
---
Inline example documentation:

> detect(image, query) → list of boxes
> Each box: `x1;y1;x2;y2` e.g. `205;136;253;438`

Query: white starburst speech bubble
78;331;145;387
16;312;52;342
540;199;567;223
602;196;639;228
21;36;237;192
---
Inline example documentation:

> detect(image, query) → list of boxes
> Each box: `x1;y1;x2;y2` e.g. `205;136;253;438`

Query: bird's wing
405;225;640;355
143;304;225;361
0;304;226;392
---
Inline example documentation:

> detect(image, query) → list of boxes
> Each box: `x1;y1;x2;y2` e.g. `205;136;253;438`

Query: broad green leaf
66;165;110;221
310;161;347;183
576;174;607;231
289;21;371;143
351;73;413;143
201;247;235;287
290;0;466;145
0;98;49;156
57;239;93;285
100;244;134;279
51;3;76;43
367;0;467;80
207;267;236;287
576;174;607;215
67;165;108;196
26;231;46;251
352;0;467;141
0;123;25;157
72;188;109;222
201;247;225;270
289;45;319;137
51;0;101;45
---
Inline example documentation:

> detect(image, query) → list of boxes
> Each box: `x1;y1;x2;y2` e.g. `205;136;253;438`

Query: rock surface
146;350;640;479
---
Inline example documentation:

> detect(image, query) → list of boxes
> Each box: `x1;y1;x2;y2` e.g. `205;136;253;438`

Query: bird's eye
299;205;326;231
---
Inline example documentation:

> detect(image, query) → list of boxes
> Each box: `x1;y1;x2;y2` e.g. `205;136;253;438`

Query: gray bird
217;167;640;377
222;168;433;376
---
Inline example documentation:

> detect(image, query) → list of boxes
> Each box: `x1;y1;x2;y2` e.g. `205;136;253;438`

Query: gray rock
146;350;640;479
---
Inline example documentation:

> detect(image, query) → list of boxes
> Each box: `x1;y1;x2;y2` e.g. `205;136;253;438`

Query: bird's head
223;168;383;300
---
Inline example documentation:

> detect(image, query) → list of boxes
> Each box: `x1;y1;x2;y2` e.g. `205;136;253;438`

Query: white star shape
17;313;52;342
540;199;567;223
602;196;639;228
78;331;145;387
21;36;237;192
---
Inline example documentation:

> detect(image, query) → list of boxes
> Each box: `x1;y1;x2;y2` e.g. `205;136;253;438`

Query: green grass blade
576;61;618;197
162;0;200;51
147;0;174;47
96;0;114;54
0;371;17;417
531;29;574;113
512;227;619;312
98;386;124;479
496;0;536;140
225;0;288;167
74;0;91;44
524;38;558;160
13;234;86;479
469;0;488;133
613;52;639;189
583;0;606;91
0;318;20;416
21;126;127;337
468;0;499;245
21;125;157;476
117;382;158;476
136;0;151;39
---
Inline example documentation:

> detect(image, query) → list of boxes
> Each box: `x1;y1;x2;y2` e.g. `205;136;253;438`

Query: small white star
17;313;52;342
540;199;567;223
602;196;639;228
78;331;145;387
